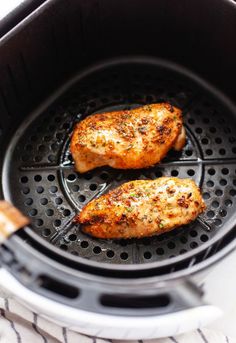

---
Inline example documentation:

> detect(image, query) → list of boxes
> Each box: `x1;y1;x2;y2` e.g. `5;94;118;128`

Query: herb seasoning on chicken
71;104;186;173
76;177;206;239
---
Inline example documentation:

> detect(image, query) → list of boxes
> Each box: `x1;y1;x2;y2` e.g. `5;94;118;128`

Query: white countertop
0;0;25;20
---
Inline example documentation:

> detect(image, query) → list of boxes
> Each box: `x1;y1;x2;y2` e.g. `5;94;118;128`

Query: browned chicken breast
77;177;206;239
71;103;186;173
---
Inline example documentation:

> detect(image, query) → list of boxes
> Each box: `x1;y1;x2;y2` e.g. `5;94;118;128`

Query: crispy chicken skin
71;103;186;173
76;177;206;239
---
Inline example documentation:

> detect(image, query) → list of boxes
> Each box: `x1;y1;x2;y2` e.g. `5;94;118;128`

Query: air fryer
0;0;236;340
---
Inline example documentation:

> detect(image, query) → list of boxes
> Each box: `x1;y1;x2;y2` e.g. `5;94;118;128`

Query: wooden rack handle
0;201;29;243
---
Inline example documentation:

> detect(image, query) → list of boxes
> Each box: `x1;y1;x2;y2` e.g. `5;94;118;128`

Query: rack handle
0;201;29;243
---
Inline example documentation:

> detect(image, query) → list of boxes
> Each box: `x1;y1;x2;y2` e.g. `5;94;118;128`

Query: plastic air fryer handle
0;201;29;244
81;278;208;316
0;268;222;340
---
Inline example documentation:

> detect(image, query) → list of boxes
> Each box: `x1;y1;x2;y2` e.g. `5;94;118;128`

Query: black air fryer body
0;0;236;340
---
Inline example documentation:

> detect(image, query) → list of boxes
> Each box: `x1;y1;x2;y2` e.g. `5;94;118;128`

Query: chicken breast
77;177;206;239
71;103;186;173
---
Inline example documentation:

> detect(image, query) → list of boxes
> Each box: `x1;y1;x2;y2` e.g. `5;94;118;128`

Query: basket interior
2;60;236;265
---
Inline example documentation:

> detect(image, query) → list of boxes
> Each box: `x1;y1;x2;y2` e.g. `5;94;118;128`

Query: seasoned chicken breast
77;177;206;239
71;103;186;173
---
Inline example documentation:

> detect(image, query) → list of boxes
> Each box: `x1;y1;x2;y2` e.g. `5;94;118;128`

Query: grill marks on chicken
77;177;206;239
71;103;186;173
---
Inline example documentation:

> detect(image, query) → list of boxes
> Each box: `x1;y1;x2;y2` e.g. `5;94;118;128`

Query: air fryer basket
0;0;236;322
2;58;236;267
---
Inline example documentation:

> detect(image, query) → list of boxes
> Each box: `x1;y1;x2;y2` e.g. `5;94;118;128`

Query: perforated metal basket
3;59;236;268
